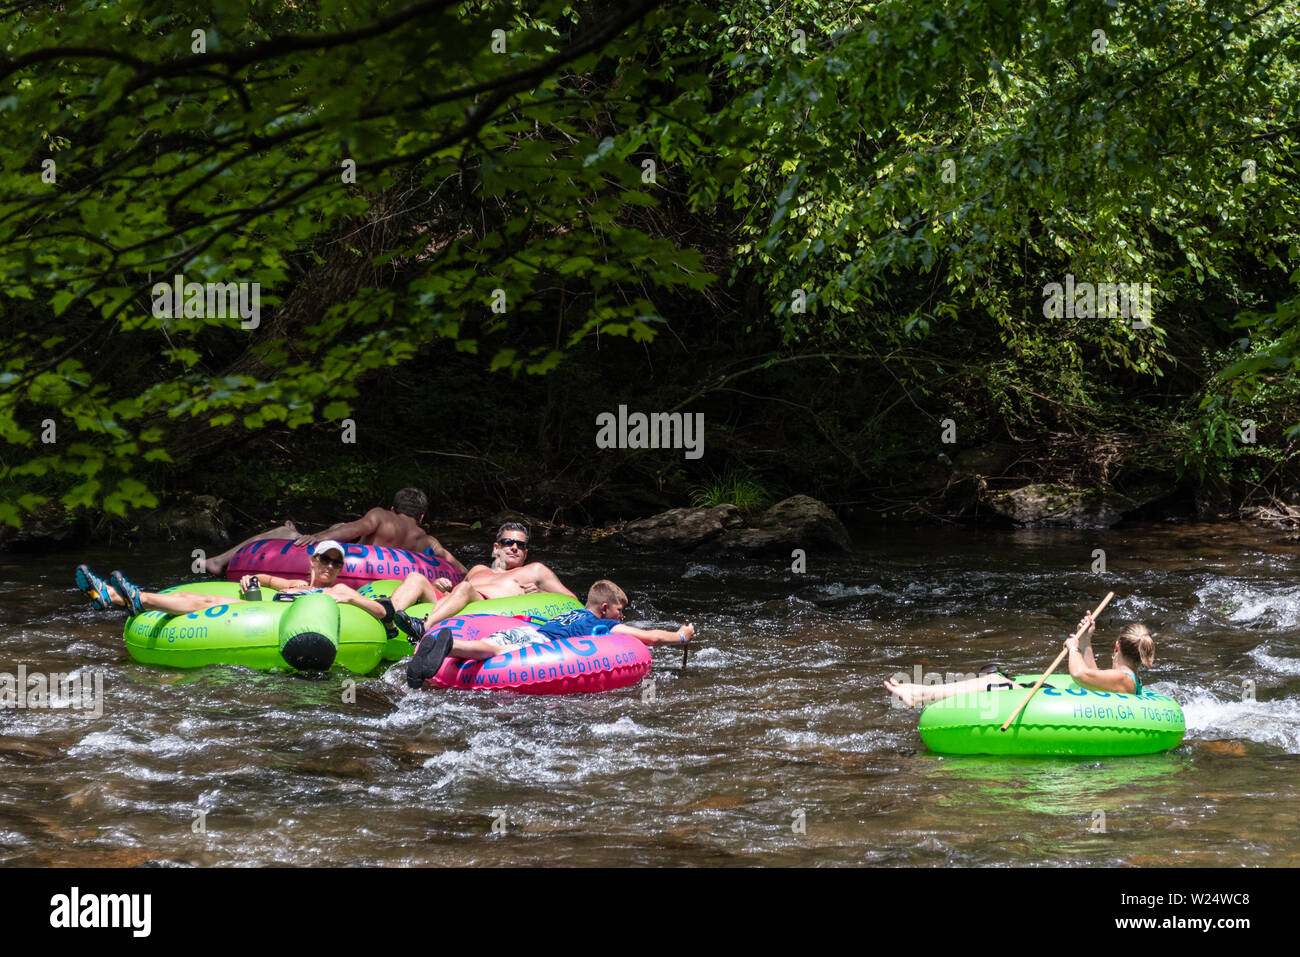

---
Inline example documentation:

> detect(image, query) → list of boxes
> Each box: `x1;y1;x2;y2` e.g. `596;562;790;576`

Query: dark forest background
2;0;1299;543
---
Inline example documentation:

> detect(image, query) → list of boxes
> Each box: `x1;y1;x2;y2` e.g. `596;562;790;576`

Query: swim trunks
488;625;547;648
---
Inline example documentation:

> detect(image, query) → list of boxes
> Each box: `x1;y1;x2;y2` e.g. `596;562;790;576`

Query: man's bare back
296;503;465;574
204;487;464;576
355;507;435;552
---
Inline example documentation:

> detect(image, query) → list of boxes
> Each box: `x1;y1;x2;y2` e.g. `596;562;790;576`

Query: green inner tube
122;582;387;674
357;580;582;661
916;673;1186;756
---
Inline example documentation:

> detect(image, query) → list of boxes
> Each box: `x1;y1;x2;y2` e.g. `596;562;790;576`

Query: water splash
1180;685;1300;753
1193;579;1300;631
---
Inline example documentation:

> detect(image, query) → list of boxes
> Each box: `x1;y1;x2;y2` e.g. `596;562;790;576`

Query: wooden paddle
1000;592;1114;732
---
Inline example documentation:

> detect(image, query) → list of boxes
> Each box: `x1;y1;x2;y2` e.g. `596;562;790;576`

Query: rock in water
982;482;1166;528
621;505;742;549
707;495;853;555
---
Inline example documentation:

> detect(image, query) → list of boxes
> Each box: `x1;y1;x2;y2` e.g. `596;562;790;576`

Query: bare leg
141;591;243;614
100;583;240;614
884;673;1010;707
203;520;299;574
415;579;484;628
450;639;508;661
390;572;446;612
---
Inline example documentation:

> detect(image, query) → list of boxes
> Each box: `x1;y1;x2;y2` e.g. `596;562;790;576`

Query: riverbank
5;471;1300;556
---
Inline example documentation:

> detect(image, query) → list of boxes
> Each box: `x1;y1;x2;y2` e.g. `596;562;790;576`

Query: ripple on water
1192;579;1300;631
681;561;795;582
68;731;210;759
7;530;1300;866
821;582;887;600
423;728;594;787
1248;642;1300;676
1180;685;1300;753
591;716;650;737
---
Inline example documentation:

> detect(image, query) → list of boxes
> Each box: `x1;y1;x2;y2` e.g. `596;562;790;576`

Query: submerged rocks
622;495;852;555
982;482;1167;528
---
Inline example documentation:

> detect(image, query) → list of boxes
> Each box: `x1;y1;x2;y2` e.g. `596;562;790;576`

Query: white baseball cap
312;540;345;560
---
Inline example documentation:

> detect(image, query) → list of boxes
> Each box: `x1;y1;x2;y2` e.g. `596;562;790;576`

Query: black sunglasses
314;554;344;567
497;537;528;549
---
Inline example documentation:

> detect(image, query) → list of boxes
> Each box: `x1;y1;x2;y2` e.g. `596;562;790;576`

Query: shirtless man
387;522;574;636
203;488;464;576
77;541;397;629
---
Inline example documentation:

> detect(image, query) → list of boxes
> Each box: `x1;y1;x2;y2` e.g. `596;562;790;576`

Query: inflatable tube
226;540;465;590
420;613;652;694
122;582;390;674
278;593;340;671
356;583;583;661
916;673;1185;756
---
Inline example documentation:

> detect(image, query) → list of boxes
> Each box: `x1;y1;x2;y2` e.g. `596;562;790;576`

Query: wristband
678;630;686;644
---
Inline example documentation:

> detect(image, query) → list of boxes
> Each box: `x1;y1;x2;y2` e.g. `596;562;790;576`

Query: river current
2;523;1297;866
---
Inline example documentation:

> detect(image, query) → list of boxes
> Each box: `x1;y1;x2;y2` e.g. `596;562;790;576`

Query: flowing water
2;524;1298;866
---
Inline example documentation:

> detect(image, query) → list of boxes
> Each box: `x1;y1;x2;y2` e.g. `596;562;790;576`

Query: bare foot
203;556;225;575
883;678;918;707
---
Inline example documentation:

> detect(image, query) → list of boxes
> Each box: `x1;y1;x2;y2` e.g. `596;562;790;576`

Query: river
1;523;1297;866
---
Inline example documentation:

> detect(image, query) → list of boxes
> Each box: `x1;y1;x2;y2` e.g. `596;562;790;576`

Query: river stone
140;494;230;544
620;505;742;548
0;506;81;549
982;483;1164;528
706;495;853;555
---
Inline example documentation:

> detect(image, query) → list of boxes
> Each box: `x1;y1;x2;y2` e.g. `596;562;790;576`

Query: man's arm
531;563;576;598
613;621;695;647
294;508;383;546
428;536;467;575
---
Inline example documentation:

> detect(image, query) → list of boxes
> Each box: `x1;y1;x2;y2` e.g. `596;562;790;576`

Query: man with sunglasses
386;522;575;635
76;541;396;627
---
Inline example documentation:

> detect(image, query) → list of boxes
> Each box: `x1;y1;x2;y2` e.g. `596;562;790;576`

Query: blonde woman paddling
884;613;1157;706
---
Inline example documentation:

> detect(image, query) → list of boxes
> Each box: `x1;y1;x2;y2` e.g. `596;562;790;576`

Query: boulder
706;495;853;555
621;505;742;549
982;482;1166;528
0;506;82;550
139;494;230;544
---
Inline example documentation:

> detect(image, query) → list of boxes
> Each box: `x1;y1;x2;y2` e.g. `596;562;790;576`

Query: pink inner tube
425;614;653;695
226;539;465;590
